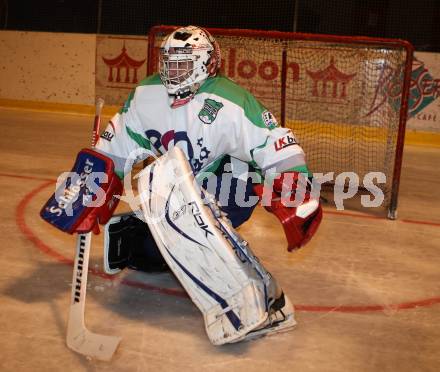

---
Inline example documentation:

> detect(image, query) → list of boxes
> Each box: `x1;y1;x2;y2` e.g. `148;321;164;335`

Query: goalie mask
159;26;221;104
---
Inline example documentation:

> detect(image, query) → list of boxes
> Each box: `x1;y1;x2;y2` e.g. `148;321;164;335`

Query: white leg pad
138;148;295;345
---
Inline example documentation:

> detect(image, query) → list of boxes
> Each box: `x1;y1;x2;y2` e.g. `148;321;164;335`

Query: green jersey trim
283;165;311;176
196;155;226;180
198;75;268;129
115;170;125;180
249;137;270;170
119;90;135;114
138;73;162;86
126;126;152;150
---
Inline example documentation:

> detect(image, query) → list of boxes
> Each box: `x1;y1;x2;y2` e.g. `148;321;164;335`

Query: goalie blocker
254;171;322;252
40;148;123;234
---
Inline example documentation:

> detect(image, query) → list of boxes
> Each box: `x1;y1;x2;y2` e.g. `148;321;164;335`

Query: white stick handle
92;97;104;148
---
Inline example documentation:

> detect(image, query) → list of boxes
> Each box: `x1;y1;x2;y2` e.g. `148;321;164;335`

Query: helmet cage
159;47;198;95
159;26;220;97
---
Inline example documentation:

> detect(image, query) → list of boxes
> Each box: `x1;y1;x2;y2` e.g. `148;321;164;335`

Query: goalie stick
66;98;121;361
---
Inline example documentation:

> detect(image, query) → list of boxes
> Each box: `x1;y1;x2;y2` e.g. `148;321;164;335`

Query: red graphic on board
102;43;146;84
306;57;356;99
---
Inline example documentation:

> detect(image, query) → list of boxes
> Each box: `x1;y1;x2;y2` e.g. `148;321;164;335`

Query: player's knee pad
103;211;168;275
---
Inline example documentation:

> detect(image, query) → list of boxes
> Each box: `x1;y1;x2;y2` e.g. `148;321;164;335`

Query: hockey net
147;26;413;219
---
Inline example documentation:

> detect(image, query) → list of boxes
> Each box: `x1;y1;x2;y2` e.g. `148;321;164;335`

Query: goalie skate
239;293;296;342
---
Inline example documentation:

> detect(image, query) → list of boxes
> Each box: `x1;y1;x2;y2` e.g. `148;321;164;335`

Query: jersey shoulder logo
262;110;279;129
100;130;114;141
198;98;224;124
100;120;116;142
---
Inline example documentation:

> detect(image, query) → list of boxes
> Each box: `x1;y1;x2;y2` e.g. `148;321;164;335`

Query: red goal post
147;25;414;219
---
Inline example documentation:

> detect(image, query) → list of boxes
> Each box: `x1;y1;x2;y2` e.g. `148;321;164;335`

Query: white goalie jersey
96;74;308;180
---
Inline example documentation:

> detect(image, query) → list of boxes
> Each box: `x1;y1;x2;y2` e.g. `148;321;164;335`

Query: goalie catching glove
40;149;123;234
254;171;322;251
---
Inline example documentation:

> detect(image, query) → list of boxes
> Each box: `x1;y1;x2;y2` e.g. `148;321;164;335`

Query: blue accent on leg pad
165;247;243;331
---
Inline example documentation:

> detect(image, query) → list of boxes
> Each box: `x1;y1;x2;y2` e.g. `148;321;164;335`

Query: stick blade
67;328;121;361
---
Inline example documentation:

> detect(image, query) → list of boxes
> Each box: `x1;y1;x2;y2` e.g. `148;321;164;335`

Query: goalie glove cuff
254;171;322;251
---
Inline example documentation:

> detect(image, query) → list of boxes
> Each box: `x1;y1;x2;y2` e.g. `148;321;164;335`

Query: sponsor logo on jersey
198;98;224;124
262;110;278;129
100;120;116;142
100;130;114;141
274;134;297;151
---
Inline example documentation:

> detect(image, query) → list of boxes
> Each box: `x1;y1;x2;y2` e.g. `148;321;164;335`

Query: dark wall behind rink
1;0;439;52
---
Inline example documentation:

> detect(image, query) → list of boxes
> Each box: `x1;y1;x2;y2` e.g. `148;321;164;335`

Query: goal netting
147;26;413;219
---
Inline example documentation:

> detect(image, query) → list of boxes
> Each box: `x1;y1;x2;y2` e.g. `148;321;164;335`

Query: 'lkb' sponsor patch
275;134;297;151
